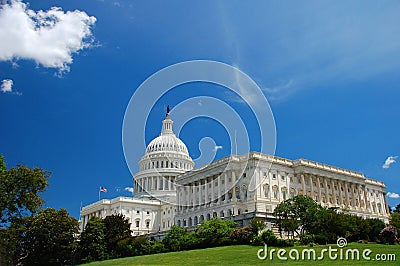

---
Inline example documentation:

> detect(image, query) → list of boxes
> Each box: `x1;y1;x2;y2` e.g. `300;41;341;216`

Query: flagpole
98;187;100;201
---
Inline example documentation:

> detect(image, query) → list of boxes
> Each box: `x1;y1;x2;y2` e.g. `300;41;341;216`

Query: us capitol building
80;110;390;235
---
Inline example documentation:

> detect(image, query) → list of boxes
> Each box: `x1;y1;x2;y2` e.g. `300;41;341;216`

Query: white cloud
213;145;223;152
1;79;13;93
124;187;134;193
383;156;397;169
0;0;96;74
388;192;400;199
262;80;296;102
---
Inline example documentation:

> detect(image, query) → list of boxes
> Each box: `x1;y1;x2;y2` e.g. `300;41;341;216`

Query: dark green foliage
273;195;319;239
0;162;50;226
250;218;266;235
79;217;107;262
380;225;398;245
390;212;400;231
230;226;252;244
299;234;316;245
196;218;236;247
104;214;132;257
23;208;79;265
0;218;31;266
394;204;400;213
129;236;166;256
273;195;386;244
162;225;199;251
0;156;51;265
261;229;278;246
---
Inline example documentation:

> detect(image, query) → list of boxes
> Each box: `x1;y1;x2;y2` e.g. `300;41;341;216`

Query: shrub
299;234;315;245
196;218;236;247
250;234;264;246
261;230;277;246
230;226;252;244
380;226;398;245
276;238;294;247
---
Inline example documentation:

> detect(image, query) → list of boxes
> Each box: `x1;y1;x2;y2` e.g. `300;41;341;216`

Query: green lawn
84;243;399;266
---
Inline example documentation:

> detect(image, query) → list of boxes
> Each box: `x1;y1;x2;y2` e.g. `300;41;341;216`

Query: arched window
272;185;279;199
263;184;269;198
241;185;248;200
236;186;240;199
145;219;150;228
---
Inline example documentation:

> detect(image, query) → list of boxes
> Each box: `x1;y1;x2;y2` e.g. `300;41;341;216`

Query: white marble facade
80;113;389;235
175;152;389;228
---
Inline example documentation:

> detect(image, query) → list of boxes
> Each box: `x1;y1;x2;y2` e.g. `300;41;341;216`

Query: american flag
100;186;107;193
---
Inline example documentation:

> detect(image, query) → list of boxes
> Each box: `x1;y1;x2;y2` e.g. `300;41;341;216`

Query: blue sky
1;0;399;219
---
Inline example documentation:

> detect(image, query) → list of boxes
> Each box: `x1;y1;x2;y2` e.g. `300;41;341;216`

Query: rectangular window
135;220;139;227
272;174;276;180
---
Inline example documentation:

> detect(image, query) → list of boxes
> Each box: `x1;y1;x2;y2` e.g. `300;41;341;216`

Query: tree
380;225;398;245
163;225;199;251
78;217;107;262
273;195;320;239
103;214;132;258
394;204;400;213
390;212;400;231
230;226;252;244
23;208;79;265
250;217;266;236
0;159;50;226
0;156;50;265
196;218;236;247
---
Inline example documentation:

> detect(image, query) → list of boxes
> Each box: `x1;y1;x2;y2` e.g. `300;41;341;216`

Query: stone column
211;176;215;203
205;177;209;205
383;192;390;215
177;187;180;211
269;172;273;200
224;173;228;203
301;174;306;195
338;181;344;206
344;182;350;206
364;187;369;211
309;175;314;199
218;175;221;204
324;177;330;204
331;179;337;205
316;176;322;203
232;171;237;202
357;184;362;209
351;184;356;207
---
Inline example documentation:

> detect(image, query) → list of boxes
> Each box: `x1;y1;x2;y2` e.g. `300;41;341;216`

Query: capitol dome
133;108;194;198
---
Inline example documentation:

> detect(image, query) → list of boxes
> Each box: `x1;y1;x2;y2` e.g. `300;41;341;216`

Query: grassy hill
84;243;399;265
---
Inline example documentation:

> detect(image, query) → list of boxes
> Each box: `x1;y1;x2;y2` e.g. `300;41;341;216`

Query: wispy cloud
388;192;400;199
124;187;134;193
213;145;223;152
1;79;13;93
262;80;295;102
0;0;96;74
383;156;397;169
